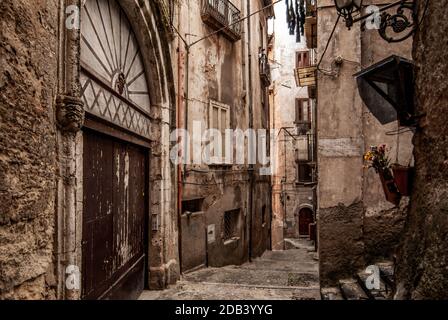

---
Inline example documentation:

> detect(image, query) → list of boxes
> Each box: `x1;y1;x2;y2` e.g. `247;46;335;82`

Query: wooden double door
82;129;149;300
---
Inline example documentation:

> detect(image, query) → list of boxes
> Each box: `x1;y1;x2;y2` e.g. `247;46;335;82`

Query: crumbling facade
270;0;317;250
1;0;178;300
315;0;413;286
0;0;274;300
173;0;273;271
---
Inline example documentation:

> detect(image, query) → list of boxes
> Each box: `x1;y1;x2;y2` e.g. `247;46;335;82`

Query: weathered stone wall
270;0;315;248
395;0;448;300
0;0;59;299
174;0;271;267
1;0;180;299
317;0;413;286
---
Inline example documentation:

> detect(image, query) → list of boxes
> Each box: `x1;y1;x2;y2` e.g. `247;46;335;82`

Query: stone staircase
321;261;395;300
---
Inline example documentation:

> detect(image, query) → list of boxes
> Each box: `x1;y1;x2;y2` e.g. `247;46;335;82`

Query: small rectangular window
295;99;311;123
209;100;231;164
296;50;310;69
223;209;240;241
262;205;267;225
297;162;314;183
182;198;204;215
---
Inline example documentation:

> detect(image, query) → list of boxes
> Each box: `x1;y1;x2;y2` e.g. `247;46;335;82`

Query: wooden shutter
296;51;310;69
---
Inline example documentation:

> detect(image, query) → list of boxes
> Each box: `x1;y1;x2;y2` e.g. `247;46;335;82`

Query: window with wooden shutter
296;51;310;69
295;99;310;123
209;100;231;164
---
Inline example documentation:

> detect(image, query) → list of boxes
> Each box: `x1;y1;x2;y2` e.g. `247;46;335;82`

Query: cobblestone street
140;239;319;300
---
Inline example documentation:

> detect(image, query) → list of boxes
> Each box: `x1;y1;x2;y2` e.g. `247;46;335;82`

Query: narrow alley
1;0;448;304
140;239;319;300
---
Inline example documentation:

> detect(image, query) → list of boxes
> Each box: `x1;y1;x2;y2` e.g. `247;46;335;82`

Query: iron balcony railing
201;0;242;42
259;52;271;86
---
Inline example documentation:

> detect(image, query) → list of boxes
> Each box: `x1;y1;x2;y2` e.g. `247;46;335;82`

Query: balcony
304;0;317;48
262;0;275;18
305;0;316;17
294;65;317;87
259;53;271;86
295;121;312;135
294;133;316;185
296;161;316;185
201;0;242;42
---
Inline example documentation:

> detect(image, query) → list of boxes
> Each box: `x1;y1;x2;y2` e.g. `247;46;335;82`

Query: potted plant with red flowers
364;145;401;206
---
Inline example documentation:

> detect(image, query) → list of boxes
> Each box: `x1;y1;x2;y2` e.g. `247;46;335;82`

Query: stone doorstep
357;271;390;300
321;287;344;300
339;279;369;300
377;261;396;290
323;260;396;300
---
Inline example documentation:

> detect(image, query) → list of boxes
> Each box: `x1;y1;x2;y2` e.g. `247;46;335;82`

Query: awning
354;55;415;126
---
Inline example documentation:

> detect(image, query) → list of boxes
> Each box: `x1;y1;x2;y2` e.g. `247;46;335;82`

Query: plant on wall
364;145;401;206
364;145;391;176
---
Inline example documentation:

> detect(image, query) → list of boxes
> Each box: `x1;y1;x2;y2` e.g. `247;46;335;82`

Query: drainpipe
184;46;190;176
246;0;254;262
177;7;184;273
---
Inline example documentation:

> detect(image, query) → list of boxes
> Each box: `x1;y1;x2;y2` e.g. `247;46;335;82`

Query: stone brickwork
395;0;448;300
0;0;179;299
316;0;413;286
0;0;59;299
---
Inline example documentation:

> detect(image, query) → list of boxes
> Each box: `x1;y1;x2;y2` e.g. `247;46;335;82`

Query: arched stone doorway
55;0;177;300
298;207;314;236
80;0;154;300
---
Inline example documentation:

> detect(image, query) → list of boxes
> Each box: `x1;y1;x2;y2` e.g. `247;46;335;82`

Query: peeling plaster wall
0;0;179;298
317;0;412;286
270;0;314;248
0;0;59;299
173;0;271;267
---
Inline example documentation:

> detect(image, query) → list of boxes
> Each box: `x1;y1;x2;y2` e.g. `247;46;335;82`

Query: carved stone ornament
56;94;85;132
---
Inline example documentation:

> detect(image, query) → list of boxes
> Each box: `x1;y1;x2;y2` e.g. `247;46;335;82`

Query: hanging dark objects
286;0;296;36
286;0;305;42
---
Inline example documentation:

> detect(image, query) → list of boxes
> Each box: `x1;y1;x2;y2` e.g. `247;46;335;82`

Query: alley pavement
139;238;320;300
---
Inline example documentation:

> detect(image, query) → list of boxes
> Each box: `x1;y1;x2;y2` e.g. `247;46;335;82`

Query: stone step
339;279;369;300
321;287;344;300
284;238;315;251
377;261;395;290
356;271;392;300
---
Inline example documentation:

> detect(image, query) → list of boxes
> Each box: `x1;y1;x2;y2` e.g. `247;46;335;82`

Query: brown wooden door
299;208;314;236
82;129;148;300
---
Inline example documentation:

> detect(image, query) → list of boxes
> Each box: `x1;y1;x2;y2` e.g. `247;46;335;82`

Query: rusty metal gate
82;129;148;300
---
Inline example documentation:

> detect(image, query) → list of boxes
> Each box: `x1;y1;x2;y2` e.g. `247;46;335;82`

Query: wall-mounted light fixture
334;0;418;42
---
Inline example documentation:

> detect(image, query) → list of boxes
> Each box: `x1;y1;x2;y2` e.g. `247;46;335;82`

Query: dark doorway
298;207;314;236
82;129;149;300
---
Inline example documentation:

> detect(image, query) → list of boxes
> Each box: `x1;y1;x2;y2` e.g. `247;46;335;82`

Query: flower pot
379;169;401;206
392;165;414;196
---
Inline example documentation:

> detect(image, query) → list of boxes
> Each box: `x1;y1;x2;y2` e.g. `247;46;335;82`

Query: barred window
223;209;240;241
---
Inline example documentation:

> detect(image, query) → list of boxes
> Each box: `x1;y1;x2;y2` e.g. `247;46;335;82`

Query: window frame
296;50;311;69
295;98;311;124
208;99;231;165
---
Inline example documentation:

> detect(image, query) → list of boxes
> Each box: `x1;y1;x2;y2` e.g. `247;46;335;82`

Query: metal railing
201;0;242;41
259;52;271;86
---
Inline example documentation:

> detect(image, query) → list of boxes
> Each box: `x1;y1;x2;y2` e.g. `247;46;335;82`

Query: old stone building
173;0;273;271
1;0;447;302
1;0;179;300
394;0;448;300
315;0;413;286
270;0;317;250
0;0;275;300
